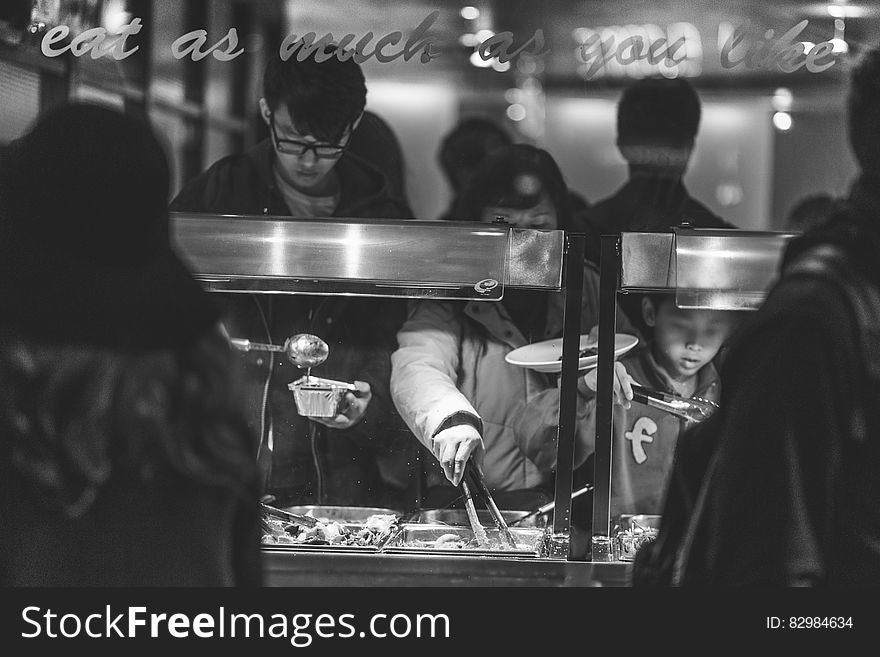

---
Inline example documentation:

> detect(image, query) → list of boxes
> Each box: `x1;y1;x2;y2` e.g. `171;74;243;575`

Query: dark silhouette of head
784;193;837;232
848;44;880;177
0;102;218;351
2;102;170;266
616;77;701;176
0;0;31;34
453;143;573;230
438;116;512;193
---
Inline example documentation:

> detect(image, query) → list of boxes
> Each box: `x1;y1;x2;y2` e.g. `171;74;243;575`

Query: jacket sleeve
390;300;483;451
169;170;216;213
169;157;240;214
339;298;406;445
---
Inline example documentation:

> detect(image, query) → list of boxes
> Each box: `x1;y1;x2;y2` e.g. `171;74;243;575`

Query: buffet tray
281;505;402;523
262;522;386;553
262;506;403;553
381;524;548;558
412;508;548;528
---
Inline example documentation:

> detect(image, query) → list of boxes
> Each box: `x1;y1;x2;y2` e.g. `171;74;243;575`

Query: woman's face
480;194;558;229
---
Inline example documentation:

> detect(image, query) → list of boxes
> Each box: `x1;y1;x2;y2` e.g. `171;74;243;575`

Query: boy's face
260;99;357;194
643;297;736;381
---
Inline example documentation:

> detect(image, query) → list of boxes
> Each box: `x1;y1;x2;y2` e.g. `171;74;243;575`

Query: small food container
288;375;355;418
612;514;661;561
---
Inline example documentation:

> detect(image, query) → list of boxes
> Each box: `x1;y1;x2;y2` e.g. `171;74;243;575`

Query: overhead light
474;29;494;42
827;3;865;19
491;59;511;72
830;37;849;53
469;51;493;68
773;111;793;131
102;0;131;32
506;104;527;121
504;88;522;103
572;27;592;43
460;6;480;21
459;33;479;47
772;87;793;111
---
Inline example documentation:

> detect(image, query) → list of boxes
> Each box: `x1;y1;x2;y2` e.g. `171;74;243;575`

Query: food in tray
409;533;531;551
556;346;598;360
612;517;660;561
433;533;469;549
260;512;397;546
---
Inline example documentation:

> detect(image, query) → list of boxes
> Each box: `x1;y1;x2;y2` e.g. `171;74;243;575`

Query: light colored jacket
391;265;637;491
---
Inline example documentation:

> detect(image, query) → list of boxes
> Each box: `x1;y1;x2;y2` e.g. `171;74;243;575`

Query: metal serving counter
262;551;632;587
172;213;593;583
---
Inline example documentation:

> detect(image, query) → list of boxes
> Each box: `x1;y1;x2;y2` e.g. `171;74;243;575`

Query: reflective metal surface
170;213;565;297
674;229;797;309
413;508;548;528
619;228;798;309
382;524;548;558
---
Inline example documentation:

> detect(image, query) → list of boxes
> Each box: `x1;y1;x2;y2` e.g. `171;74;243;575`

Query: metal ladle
284;333;330;370
230;333;329;371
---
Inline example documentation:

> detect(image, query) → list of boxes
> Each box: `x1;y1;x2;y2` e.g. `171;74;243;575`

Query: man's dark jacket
170;140;418;509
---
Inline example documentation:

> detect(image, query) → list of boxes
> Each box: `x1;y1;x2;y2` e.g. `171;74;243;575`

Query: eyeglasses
268;112;347;159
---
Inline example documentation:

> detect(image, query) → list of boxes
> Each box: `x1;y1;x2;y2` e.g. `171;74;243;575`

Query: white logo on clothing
625;417;658;464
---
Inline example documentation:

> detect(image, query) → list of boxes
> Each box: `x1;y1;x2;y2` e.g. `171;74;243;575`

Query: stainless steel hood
619;228;798;309
170;213;565;298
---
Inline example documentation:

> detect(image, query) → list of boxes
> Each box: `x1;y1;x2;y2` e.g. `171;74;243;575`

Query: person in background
436;116;513;220
0;0;31;46
581;77;737;335
348;109;412;213
516;294;739;523
0;103;261;586
783;192;838;233
391;144;638;517
171;50;416;512
646;43;880;587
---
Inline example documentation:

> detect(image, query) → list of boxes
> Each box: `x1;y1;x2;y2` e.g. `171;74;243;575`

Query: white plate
505;333;639;373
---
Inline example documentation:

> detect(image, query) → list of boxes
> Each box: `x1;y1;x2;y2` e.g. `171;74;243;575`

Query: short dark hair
452;144;573;230
438;116;512;187
848;44;880;175
262;52;367;143
617;77;701;151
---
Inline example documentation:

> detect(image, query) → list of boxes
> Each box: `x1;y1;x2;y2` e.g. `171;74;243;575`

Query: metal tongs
630;384;719;423
260;502;320;528
507;484;594;527
460;461;518;550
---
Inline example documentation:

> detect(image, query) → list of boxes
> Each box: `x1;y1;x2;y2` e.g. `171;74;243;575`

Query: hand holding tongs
461;461;518;549
629;384;719;423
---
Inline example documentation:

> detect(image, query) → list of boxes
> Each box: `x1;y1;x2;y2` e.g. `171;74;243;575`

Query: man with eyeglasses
171;51;416;513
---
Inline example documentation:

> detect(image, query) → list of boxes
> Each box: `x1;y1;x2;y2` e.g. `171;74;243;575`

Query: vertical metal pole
591;234;620;558
552;232;585;557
